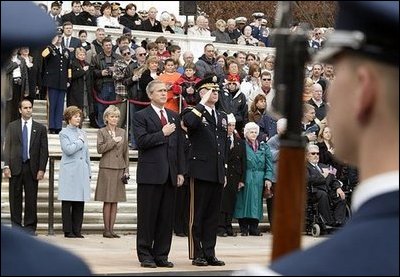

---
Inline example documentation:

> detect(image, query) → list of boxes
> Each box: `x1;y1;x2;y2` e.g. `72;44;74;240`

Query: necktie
22;121;28;162
66;37;70;48
211;109;216;124
160;110;167;126
227;136;233;150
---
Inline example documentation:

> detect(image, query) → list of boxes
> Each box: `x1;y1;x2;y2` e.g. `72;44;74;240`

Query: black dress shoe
64;232;76;238
241;232;248;236
226;230;237;237
155;260;174;268
192;257;208;266
140;260;157;268
74;234;85;238
206;256;225;266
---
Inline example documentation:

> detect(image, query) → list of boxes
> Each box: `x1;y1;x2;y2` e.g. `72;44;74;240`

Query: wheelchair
305;185;352;237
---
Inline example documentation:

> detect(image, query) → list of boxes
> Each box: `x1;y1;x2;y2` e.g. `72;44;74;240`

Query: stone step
1;211;137;221
1;191;138;202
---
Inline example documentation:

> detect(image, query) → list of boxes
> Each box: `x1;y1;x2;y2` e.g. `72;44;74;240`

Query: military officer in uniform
42;29;71;134
182;75;228;267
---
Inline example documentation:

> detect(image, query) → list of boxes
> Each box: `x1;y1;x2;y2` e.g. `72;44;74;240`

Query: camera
121;174;130;185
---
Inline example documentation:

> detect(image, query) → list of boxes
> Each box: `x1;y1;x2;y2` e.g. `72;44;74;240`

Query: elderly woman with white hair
233;122;274;236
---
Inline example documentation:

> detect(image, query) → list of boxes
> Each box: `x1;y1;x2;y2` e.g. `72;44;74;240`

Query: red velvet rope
92;89;151;106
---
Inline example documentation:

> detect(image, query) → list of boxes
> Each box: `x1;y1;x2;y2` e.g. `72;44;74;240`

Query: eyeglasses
262;78;271;81
309;152;319;155
122;52;131;56
137;53;147;56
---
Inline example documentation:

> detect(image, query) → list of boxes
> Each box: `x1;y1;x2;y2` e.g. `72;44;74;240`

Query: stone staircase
1;100;270;234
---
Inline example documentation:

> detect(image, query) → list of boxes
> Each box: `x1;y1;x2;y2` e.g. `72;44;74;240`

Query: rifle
270;1;309;261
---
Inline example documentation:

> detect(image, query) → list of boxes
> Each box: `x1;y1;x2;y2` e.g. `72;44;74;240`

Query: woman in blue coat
234;122;273;236
58;106;91;238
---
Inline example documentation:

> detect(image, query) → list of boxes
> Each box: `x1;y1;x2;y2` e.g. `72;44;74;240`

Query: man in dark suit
182;75;228;267
247;2;399;275
133;79;185;268
61;21;82;59
306;144;346;227
3;98;49;235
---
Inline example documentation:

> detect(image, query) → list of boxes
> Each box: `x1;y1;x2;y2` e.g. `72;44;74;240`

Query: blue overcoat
58;125;91;201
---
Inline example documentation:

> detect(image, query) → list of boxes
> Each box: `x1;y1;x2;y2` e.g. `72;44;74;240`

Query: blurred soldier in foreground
245;2;399;275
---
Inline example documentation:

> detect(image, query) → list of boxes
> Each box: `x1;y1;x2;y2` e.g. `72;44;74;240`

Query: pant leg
54;89;66;130
174;185;186;235
47;88;58;130
71;201;85;235
249;218;260;234
153;179;176;262
136;183;162;262
9;174;23;228
315;190;335;224
217;212;228;234
332;197;347;224
201;182;223;258
226;213;234;234
22;162;38;231
238;218;248;233
190;179;209;259
62;201;73;233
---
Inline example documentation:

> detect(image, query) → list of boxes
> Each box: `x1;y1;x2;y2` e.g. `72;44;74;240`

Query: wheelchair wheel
344;203;352;224
312;224;321;237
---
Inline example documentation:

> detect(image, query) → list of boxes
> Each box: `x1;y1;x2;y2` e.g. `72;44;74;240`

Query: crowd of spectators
4;0;355;241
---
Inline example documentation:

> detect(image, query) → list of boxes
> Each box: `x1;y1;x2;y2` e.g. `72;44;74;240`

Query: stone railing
72;25;275;61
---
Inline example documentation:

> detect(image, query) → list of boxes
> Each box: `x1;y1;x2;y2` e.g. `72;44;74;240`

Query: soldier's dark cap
315;1;399;67
56;27;63;36
195;75;219;91
1;1;56;67
93;2;102;8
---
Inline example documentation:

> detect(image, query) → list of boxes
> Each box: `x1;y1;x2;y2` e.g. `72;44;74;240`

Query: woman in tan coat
95;105;129;238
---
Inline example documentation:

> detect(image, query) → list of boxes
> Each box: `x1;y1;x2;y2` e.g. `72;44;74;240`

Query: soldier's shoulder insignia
41;47;50;58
